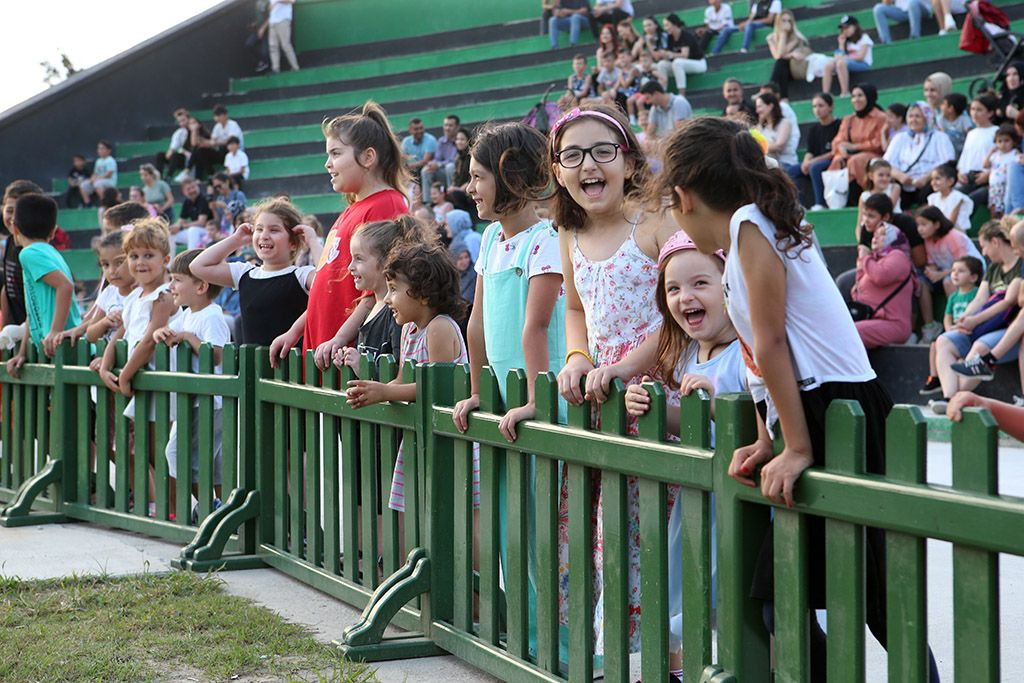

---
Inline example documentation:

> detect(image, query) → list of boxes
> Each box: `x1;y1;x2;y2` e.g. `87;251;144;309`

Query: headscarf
908;100;933;134
450;235;477;304
925;72;952;101
853;83;879;118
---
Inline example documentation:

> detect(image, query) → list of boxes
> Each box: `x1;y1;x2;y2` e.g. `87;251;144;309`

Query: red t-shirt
303;188;408;351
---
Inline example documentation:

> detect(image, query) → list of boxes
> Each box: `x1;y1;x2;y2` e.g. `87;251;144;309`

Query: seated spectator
885;101;955;206
154;108;191;179
591;0;632;38
171;177;212;248
401;118;437;181
754;92;799;166
628;50;665;125
758;81;798;128
936;92;973;158
852;194;915;348
632;15;664;60
785;92;841;208
184;116;213;182
640;81;692;141
956;93;999;207
96;187;123;229
209;173;248;233
984;122;1021;216
920;254;982;393
616;18;640;53
654;13;706;95
916;207;983;335
881;102;909;153
874;0;934;44
268;0;300;73
549;0;591;50
294;214;323;268
595;23;619;62
422;115;460;191
128;186;160;218
822;16;874;97
700;0;735;54
445;209;481;263
932;0;965;35
710;0;780;55
567;54;594;105
80;140;118;207
190;105;245;183
595;51;622;106
615;51;642;120
858;160;902;228
720;77;756;120
827;84;887;199
931;220;1022;408
139;164;175;222
929;161;975;231
452;128;472;189
65;154;91;209
429;182;454;223
223;136;249;189
1002;111;1024;214
923;72;953;129
766;10;811;101
946;392;1024;436
452;237;477;311
996;62;1024;123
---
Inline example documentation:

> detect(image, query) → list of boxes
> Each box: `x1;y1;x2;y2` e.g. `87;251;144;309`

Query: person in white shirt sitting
155;108;191;180
191;105;246;182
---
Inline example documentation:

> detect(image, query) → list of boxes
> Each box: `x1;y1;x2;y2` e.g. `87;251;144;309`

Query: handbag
849;270;913;322
822;167;849;209
969;291;1019;339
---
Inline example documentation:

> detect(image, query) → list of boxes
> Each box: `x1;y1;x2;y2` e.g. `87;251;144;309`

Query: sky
0;0;223;115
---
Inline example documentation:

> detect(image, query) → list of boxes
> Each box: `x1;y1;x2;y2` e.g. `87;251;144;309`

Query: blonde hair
123;217;171;255
771;10;808;48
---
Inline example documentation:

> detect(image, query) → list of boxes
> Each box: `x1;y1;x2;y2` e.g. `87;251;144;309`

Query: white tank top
722;204;875;398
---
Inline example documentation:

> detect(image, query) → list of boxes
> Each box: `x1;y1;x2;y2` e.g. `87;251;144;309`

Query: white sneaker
920;321;943;343
938;29;948;36
174;169;192;183
1014;395;1024;407
944;13;957;31
809;204;826;211
905;332;920;345
929;399;949;416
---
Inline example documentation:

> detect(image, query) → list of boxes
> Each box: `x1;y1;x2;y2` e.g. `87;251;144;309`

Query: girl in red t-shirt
269;101;409;366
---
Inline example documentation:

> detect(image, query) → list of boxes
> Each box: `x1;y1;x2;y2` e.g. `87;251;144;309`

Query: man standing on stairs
268;0;300;73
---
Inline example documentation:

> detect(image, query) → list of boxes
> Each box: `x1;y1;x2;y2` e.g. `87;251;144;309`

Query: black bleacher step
869;344;1019;406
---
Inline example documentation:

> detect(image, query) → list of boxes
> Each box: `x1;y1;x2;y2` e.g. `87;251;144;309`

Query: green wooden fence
2;341;1023;681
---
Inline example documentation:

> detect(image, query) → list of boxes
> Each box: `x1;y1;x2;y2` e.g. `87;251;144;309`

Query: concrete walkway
2;439;1024;681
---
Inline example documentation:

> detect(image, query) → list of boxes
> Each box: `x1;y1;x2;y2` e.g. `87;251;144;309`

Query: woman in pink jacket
852;194;915;348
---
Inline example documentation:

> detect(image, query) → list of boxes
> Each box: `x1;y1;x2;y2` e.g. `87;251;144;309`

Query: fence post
706;393;770;683
420;362;455;627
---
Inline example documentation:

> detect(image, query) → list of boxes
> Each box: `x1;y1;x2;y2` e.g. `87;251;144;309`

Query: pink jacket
853;247;914;326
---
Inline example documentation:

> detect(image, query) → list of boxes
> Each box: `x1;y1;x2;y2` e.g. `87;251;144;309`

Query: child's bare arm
190;223;252;288
40;270;76;357
314;297;372;370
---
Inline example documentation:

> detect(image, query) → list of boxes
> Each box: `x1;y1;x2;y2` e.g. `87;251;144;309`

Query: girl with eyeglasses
548;103;679;655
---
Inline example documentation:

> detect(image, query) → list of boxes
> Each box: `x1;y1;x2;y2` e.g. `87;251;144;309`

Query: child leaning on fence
5;193;81;376
623;230;745;677
154;249;231;507
343;240;471;513
654;115;940;681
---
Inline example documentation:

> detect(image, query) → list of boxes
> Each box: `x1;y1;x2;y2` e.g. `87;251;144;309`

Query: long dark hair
651;116;811;255
470;122;553;215
915;205;955;239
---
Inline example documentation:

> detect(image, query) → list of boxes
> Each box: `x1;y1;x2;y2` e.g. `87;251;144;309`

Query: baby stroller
961;0;1021;67
522;84;562;135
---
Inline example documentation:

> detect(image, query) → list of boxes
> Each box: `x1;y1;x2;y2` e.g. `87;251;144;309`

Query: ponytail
323;100;410;199
358;214;437;261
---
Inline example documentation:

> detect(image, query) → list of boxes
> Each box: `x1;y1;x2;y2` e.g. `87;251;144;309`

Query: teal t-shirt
19;242;81;343
944;286;978;323
93;155;118;186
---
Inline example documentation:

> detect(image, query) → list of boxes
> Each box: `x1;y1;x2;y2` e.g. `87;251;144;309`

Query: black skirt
749;378;892;608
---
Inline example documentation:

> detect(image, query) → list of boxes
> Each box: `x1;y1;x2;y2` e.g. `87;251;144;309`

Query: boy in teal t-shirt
5;194;81;376
921;255;983;395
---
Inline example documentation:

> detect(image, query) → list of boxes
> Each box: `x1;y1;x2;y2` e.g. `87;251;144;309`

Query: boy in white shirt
700;0;735;53
223;137;250;188
928;161;974;231
154;248;231;515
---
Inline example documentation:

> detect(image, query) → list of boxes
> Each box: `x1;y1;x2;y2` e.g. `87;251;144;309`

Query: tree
41;52;78;87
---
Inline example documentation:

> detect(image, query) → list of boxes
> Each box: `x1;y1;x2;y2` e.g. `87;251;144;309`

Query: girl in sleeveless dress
653;116;939;681
548;104;679;654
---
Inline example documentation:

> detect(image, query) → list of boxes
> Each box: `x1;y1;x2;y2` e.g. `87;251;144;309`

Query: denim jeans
742;20;770;50
808;157;833;206
1006;161;1024;214
873;0;933;43
711;24;737;54
549;14;587;48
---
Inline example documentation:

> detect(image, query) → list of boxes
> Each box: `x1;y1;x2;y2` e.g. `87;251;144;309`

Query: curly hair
123;217;171;255
470;122;553;215
384;241;466;321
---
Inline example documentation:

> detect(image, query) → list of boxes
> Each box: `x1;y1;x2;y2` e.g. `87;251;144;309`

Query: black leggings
770;57;794;99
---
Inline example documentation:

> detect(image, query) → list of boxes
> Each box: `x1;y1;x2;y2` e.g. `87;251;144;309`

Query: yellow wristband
565;348;594;366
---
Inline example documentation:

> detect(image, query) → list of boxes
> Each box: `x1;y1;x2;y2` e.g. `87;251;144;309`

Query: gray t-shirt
650;94;693;137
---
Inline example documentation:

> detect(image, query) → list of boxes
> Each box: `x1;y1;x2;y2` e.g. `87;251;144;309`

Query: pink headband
658;230;726;268
549;107;631;150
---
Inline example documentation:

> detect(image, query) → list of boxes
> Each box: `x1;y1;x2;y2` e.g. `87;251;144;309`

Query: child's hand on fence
152;327;178;345
315;336;345;370
42;330;61;357
499;402;536;442
88;357;103;372
117;372;134;397
679;373;715;400
100;370;119;394
946;390;984;422
452;393;481;433
728;437;774;488
55;328;82;346
269;328;300;368
104;310;123;329
624;377;653;417
758;446;814;509
346;379;386;408
584;362;626;404
557;354;594;405
332;346;358;372
6;353;25;379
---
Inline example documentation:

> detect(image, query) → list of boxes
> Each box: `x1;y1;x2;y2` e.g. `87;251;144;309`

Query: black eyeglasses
555;143;623;169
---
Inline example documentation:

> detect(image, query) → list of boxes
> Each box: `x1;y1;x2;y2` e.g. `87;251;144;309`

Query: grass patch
0;570;376;682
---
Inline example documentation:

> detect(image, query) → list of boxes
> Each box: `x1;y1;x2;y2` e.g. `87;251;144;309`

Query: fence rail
2;340;1023;682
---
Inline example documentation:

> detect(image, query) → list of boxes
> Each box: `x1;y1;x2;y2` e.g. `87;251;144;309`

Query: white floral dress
557;221;664;653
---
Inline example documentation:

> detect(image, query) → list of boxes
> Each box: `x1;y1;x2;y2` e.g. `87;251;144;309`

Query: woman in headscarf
884;101;956;207
828;83;887;193
923;71;952;129
853;201;914;349
997;62;1024;123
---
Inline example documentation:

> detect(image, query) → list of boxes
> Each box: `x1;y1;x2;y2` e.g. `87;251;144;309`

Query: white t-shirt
988;148;1018;173
269;0;293;24
224;150;250;179
846;34;874;66
722;204;875;424
228;261;315;292
122;283;180;353
928;190;975;231
475;220;562;279
168;127;188;154
211;119;245;148
169;303;231;410
704;4;734;30
595;0;634;14
859;184;902;214
957;125;997;174
95;285;128;341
